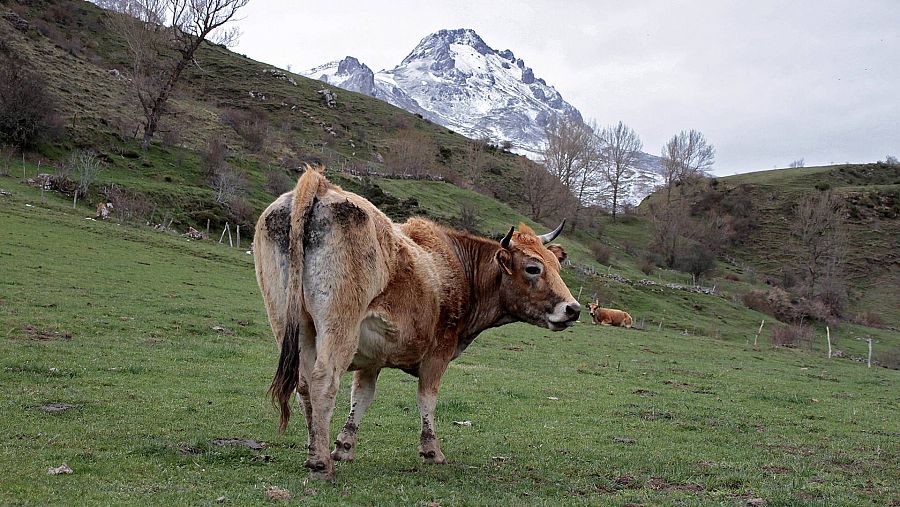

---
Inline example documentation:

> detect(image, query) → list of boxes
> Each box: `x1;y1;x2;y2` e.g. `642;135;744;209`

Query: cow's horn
538;219;566;244
499;226;515;249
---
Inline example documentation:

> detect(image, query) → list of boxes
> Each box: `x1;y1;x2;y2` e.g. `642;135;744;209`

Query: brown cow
587;302;633;328
254;168;579;480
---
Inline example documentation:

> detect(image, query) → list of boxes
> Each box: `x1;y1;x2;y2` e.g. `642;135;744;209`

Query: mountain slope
301;29;582;155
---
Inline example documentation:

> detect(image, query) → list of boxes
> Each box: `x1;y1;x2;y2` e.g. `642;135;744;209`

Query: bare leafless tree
660;129;715;203
461;138;487;187
517;156;571;222
68;150;103;197
598;121;642;221
789;191;848;301
789;158;805;168
542;116;601;228
106;0;250;149
648;198;691;268
384;128;437;177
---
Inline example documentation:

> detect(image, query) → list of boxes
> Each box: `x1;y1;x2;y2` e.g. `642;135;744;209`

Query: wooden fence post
867;338;872;368
826;326;832;358
754;319;765;347
236;225;240;249
219;224;227;244
206;219;210;236
226;223;233;247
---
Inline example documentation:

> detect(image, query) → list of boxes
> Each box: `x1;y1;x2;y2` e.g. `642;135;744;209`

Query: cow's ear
546;244;567;263
495;249;513;275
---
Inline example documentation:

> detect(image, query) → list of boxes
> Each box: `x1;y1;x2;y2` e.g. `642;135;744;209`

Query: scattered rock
39;403;76;412
216;496;226;503
747;499;766;506
632;389;655;397
211;326;234;336
317;88;337;108
211;438;263;450
613;436;635;444
183;227;206;240
266;486;290;501
47;464;73;475
452;420;472;427
0;188;11;196
2;10;29;31
547;396;559;401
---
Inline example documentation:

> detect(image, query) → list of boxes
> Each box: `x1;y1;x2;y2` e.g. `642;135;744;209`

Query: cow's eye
525;265;542;276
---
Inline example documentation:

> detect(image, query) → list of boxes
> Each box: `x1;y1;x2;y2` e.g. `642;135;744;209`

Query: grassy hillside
720;163;900;324
2;172;899;506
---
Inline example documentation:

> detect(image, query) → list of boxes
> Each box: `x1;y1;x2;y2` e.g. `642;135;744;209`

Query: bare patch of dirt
39;403;76;412
613;475;641;489
502;346;524;351
632;389;656;397
20;325;71;340
762;465;790;474
179;445;203;456
211;438;263;450
647;476;704;492
266;486;290;501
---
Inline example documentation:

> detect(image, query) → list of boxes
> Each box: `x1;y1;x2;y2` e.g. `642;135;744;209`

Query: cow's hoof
419;449;447;465
305;459;335;480
331;440;355;462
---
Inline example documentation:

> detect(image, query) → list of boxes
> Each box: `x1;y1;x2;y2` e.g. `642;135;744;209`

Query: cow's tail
269;166;328;433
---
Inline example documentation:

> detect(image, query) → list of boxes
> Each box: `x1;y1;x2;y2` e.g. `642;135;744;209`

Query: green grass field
2;175;898;506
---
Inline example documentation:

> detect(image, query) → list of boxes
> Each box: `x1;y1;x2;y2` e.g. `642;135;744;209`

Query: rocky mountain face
301;28;664;204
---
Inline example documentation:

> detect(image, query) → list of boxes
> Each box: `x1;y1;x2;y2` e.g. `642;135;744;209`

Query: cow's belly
349;313;425;371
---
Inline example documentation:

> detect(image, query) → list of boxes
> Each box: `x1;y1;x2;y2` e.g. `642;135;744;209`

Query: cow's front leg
332;368;380;462
417;360;449;464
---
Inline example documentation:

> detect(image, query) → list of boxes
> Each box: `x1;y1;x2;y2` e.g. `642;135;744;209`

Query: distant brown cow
587;302;633;328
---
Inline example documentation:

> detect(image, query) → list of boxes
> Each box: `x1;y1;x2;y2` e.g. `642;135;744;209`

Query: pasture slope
2;173;898;506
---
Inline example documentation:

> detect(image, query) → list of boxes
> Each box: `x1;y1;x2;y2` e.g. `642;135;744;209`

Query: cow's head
588;301;600;316
495;221;580;330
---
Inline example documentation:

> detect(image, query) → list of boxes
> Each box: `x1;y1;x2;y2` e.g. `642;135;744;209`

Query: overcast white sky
232;1;899;175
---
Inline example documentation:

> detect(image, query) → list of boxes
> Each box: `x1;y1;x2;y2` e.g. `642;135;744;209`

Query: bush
265;168;294;196
621;240;637;256
202;137;229;177
851;310;885;329
222;109;268;152
452;204;481;234
104;184;154;224
210;165;247;204
724;273;740;281
766;287;797;322
742;290;771;315
0;62;61;148
590;242;611;264
638;257;655;275
676;244;716;280
67;150;102;198
771;324;813;348
227;196;255;228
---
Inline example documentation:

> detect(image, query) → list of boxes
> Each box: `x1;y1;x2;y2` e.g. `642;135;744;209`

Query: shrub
104;184;154;224
676;244;716;280
766;287;797;322
724;273;740;282
452;204;481;234
227;196;255;228
621;240;637;256
590;242;611;264
0;62;61;148
638;256;655;275
265;168;294;195
67;150;102;198
851;310;885;329
202;137;229;177
771;324;813;348
210;165;247;204
742;290;770;315
222;109;268;152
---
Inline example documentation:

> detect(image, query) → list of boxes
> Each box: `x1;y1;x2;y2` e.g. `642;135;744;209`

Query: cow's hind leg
304;321;360;480
332;368;380;462
417;358;449;464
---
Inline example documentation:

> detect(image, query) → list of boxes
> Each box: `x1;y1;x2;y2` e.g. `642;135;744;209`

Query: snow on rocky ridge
300;28;664;204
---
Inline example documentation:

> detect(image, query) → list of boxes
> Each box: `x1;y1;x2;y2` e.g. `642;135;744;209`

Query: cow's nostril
566;303;581;317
